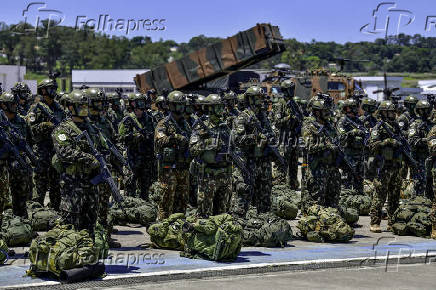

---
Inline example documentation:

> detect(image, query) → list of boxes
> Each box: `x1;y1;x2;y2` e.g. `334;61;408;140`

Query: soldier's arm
154;121;173;151
408;122;425;149
189;129;206;157
302;122;329;154
52;127;96;166
232;114;255;148
26;105;54;139
427;125;436;155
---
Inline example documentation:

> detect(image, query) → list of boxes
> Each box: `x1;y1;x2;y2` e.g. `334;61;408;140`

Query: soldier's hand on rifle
258;133;268;149
174;133;188;146
90;157;100;170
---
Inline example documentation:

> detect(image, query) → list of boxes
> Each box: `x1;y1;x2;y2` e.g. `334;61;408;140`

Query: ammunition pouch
162;147;176;163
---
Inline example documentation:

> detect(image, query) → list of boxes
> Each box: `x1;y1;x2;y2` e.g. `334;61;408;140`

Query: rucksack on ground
26;201;61;231
242;209;293;247
340;188;371;216
110;197;157;227
298;205;355;243
147;213;186;250
392;196;432;238
181;214;243;261
1;210;35;247
271;184;299;220
0;239;8;264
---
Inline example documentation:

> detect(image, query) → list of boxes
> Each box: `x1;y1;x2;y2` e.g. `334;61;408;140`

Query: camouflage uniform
27;97;65;210
189;94;232;217
231;87;273;216
398;96;418;182
368;101;403;231
336;100;366;194
119;109;155;199
301;103;341;213
426;125;436;238
408;100;432;197
154;91;191;220
52;91;100;237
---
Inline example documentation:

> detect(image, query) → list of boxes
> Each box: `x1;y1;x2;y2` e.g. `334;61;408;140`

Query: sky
1;0;436;43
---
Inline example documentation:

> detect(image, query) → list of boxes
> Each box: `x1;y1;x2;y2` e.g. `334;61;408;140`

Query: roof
353;76;403;82
72;69;149;84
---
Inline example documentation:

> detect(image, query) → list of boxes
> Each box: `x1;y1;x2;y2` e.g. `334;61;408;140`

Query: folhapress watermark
11;2;166;37
360;2;436;37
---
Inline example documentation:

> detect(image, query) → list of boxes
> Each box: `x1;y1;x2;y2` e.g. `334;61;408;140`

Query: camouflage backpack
27;201;61;231
338;205;359;225
110;197;157;227
181;214;243;261
242;210;293;247
1;210;34;246
0;239;8;264
339;188;371;216
392;196;432;237
147;213;186;250
271;184;299;220
298;205;355;243
94;223;109;259
28;225;99;277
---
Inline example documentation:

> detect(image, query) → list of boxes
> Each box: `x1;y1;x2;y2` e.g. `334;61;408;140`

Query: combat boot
431;225;436;240
370;224;381;233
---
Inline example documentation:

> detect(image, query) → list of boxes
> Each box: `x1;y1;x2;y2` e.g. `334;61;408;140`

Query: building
0;65;37;94
71;69;149;93
418;80;436;92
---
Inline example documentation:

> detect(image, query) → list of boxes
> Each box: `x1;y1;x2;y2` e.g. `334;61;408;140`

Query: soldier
274;80;302;189
0;111;9;226
398;96;418;135
119;93;155;199
337;99;366;194
154;91;191;220
368;101;404;233
0;92;32;217
27;79;65;210
301;100;341;213
408;100;432;197
106;92;125;130
360;98;378;129
51;90;100;237
11;82;32;116
189;94;232;217
426;126;436;238
231;86;274;216
153;95;168;123
223;91;239;120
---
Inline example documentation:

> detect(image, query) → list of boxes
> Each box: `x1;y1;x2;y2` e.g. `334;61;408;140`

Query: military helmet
167;90;186;113
414;100;431;118
37;79;57;98
404;95;418;104
204;94;221;105
245;86;264;97
361;97;377;107
84;88;105;101
415;99;431;109
127;93;148;110
11;82;31;100
167;90;186;103
155;95;168;110
66;90;89;117
106;92;120;101
311;100;327;111
378;100;396;111
0;92;15;103
280;79;292;88
223;91;236;100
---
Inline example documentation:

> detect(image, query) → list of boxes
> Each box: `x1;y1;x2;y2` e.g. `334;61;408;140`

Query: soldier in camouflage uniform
223;91;239;123
398;96;418;182
301;100;341;213
368;101;404;233
426;125;436;239
153;96;168;123
52;90;101;237
231;86;274;217
106;92;125;130
0;93;32;217
154;91;191;220
273;80;302;189
360;98;378;130
11;82;32;116
189;94;232;217
118;93;155;199
0;109;9;226
408;100;433;197
27;79;65;210
336;99;366;194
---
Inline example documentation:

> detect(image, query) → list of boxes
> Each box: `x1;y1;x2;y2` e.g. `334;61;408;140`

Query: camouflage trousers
301;165;341;214
232;158;272;217
341;154;364;195
197;167;232;217
8;163;31;218
33;147;60;210
156;168;189;220
59;172;99;238
410;154;427;197
0;163;8;226
125;159;154;200
370;167;401;226
273;145;299;189
429;167;436;228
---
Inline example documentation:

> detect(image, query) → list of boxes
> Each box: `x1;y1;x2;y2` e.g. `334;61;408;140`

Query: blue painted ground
1;238;436;287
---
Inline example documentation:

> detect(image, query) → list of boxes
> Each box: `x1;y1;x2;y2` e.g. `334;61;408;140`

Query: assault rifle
0;109;36;170
75;130;123;203
314;121;362;181
193;116;254;186
344;116;370;144
35;103;62;126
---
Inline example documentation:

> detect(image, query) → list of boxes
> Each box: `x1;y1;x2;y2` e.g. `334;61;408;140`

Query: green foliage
1;24;436;74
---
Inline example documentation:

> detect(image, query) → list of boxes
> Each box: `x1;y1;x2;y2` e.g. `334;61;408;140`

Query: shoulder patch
57;133;67;141
409;128;416;136
372;130;378;136
28;112;36;123
398;121;404;127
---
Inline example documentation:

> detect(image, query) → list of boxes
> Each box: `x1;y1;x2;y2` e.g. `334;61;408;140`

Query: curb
5;252;436;289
